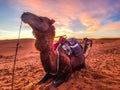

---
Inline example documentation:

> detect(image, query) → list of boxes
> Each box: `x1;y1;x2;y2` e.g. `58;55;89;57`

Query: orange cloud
101;21;120;31
79;14;100;26
86;25;100;32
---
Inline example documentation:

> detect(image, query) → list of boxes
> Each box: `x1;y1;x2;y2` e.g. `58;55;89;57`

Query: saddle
54;37;83;56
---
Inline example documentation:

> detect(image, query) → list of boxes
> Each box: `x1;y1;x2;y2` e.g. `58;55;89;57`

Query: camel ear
50;19;55;24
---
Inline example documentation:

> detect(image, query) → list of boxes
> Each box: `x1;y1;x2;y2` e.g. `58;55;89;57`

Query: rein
55;43;61;74
11;20;22;90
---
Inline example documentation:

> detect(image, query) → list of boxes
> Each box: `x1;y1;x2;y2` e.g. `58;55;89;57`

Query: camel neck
40;50;51;72
40;46;57;74
35;36;57;74
33;27;57;74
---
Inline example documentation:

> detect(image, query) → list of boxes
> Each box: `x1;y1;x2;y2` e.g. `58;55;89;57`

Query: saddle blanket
62;38;83;56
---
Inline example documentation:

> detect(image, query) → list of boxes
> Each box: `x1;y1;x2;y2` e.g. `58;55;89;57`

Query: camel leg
81;58;86;69
37;73;56;85
52;60;72;87
81;61;86;69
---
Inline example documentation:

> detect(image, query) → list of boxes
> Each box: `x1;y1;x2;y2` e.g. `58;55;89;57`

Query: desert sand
0;38;120;90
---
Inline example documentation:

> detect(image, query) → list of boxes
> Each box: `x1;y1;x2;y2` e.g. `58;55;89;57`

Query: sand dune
0;38;120;90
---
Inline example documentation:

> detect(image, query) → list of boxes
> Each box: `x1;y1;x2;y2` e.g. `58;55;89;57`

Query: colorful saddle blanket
54;38;83;56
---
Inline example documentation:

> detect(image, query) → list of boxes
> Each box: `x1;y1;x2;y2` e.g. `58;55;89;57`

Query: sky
0;0;120;40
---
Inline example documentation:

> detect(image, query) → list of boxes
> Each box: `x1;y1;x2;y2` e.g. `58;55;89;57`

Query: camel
21;12;86;87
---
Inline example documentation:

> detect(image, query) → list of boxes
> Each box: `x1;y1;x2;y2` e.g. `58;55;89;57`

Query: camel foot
52;78;65;87
36;73;53;85
52;73;70;87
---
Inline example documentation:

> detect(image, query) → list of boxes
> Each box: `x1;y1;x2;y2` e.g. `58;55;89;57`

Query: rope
11;20;22;90
50;43;61;75
56;43;61;74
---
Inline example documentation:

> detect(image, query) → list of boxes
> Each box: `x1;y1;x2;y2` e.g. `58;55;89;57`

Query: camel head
21;12;56;51
21;12;55;31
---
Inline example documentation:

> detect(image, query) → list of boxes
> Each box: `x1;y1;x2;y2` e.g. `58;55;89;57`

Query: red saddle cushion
53;37;64;50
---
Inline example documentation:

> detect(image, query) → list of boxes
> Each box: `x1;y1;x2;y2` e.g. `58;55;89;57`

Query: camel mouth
21;12;28;23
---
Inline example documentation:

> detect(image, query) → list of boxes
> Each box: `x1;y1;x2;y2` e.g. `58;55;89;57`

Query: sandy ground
0;38;120;90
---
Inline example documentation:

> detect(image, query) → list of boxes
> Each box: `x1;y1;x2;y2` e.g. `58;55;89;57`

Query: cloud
0;29;15;39
79;14;100;27
8;0;120;38
100;21;120;31
86;25;100;32
0;29;10;34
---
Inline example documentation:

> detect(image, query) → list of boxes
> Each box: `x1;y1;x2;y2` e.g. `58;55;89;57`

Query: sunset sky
0;0;120;40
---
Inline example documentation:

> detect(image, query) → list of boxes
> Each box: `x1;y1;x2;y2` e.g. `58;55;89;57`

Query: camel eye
39;18;43;22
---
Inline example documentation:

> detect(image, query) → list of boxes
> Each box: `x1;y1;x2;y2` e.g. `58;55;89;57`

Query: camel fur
21;12;86;87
